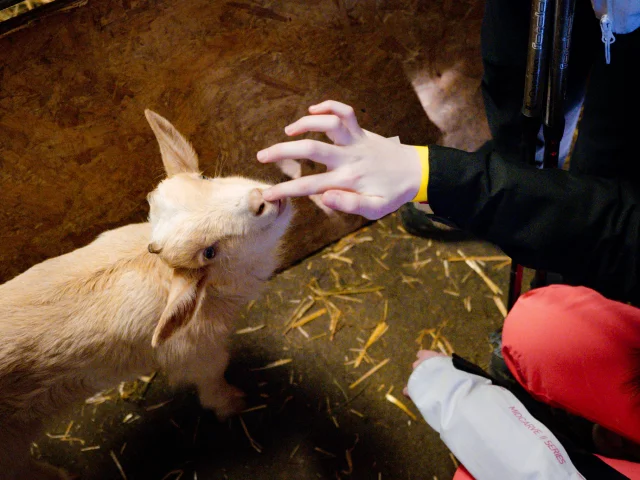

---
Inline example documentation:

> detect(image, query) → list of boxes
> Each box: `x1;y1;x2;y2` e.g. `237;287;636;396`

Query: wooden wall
0;0;484;282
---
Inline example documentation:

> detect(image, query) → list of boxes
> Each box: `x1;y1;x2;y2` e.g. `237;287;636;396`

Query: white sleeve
407;356;585;480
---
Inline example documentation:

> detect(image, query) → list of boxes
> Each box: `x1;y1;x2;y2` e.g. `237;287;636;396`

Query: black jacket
428;144;640;305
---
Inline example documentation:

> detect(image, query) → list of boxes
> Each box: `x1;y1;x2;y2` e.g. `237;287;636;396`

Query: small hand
257;100;422;220
403;350;447;397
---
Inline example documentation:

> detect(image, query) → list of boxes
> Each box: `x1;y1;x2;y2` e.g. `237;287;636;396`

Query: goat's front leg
165;346;245;421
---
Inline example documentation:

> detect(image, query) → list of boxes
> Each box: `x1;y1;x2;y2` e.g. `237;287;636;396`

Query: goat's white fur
0;110;293;479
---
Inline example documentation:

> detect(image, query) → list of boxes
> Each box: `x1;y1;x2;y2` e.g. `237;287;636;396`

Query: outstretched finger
321;190;389;220
308;101;365;137
261;172;340;202
285;115;354;146
257;139;343;169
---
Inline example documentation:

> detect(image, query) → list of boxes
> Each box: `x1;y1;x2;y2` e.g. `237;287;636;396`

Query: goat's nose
248;188;267;216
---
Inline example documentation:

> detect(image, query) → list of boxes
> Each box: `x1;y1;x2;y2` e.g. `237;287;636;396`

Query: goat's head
144;110;293;347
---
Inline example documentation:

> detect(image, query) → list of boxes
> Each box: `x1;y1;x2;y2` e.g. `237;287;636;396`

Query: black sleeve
427;144;640;304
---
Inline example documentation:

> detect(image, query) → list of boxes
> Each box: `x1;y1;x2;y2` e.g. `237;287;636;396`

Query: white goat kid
0;110;293;480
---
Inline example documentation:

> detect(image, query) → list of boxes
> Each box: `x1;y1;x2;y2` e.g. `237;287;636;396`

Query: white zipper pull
600;13;616;64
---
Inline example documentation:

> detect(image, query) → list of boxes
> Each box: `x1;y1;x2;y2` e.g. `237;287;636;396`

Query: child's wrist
410;146;430;203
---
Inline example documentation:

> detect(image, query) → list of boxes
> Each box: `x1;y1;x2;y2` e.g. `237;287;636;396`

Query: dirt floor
35;213;514;480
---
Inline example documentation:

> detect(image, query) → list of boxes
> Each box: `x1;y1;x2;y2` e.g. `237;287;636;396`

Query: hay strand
236;324;265;335
385;393;418;421
447;255;510;262
239;416;262;453
285;308;327;333
250;359;292;371
354;322;389;368
349;358;390;389
493;296;508;318
456;249;503;295
110;450;127;480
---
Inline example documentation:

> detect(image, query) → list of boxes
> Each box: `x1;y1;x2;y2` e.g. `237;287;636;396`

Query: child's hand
403;350;447;397
257;100;422;220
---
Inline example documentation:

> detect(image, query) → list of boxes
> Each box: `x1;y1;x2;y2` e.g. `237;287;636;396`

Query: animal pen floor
35;214;513;480
1;1;506;478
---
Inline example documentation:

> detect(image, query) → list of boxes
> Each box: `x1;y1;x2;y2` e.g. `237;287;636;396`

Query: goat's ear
152;269;207;347
145;109;200;177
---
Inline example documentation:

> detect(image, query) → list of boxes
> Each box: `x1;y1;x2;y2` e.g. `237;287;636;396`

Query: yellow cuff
411;145;430;203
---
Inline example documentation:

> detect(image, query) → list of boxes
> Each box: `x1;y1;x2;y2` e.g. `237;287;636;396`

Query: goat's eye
201;174;209;180
203;245;216;260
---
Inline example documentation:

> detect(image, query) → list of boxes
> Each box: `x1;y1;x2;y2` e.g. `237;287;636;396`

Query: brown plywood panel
0;0;480;283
